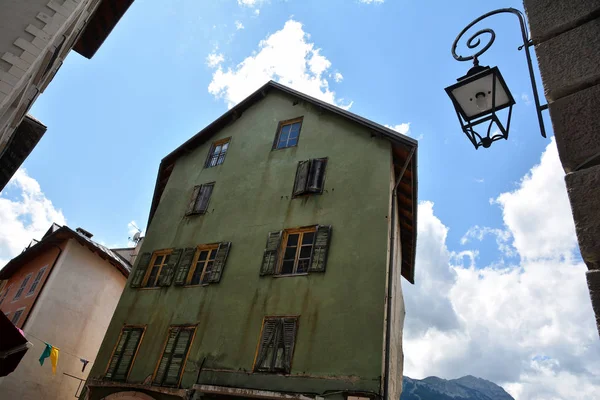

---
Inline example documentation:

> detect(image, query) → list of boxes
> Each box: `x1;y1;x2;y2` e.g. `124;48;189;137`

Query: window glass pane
290;122;301;133
284;247;296;260
302;232;315;245
281;124;292;135
281;260;294;275
297;259;310;273
299;246;312;259
222;142;229;151
287;137;298;147
199;251;209;261
202;261;214;283
287;234;299;246
213;145;222;154
209;250;217;260
278;131;289;144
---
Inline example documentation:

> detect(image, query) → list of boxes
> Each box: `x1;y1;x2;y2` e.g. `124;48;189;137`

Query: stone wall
523;0;600;336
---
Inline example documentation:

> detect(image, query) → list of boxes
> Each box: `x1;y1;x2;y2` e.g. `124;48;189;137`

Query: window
11;308;25;325
260;225;332;276
186;183;214;216
205;138;230;168
105;326;145;381
13;274;32;300
172;243;231;286
274;118;303;149
293;158;327;196
153;326;195;387
254;317;298;374
144;250;176;288
26;267;47;296
0;285;11;306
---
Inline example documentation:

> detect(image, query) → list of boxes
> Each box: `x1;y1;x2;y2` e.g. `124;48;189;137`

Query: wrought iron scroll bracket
451;7;547;138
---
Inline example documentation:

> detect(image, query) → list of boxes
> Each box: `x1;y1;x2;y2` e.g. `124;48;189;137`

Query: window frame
252;316;299;374
272;117;304;150
292;158;328;197
185;244;220;286
13;273;33;301
152;325;197;388
205;137;231;168
186;182;215;216
143;249;173;288
276;226;317;276
11;307;25;325
104;325;146;382
26;266;47;297
0;284;11;306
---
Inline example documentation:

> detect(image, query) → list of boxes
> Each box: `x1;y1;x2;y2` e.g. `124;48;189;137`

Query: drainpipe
383;147;414;400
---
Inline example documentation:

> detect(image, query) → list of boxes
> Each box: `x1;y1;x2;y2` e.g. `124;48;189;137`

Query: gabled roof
0;225;131;280
147;81;418;283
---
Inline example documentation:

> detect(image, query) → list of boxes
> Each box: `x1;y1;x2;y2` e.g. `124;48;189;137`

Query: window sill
271;144;298;152
183;283;210;288
273;273;308;278
138;286;162;291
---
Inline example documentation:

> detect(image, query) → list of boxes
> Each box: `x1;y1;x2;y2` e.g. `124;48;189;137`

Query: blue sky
2;0;599;398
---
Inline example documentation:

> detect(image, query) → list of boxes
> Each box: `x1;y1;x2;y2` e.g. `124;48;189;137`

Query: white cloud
474;178;485;183
254;9;260;16
333;72;343;83
207;19;351;109
206;52;225;68
404;139;600;399
235;20;244;30
359;0;384;3
522;93;532;106
237;0;264;6
0;169;66;268
385;123;410;135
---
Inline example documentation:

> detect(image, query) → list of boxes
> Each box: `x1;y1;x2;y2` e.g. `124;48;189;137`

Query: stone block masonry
523;0;600;336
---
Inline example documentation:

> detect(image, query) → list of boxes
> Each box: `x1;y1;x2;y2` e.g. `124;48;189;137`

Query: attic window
274;118;303;149
205;138;230;168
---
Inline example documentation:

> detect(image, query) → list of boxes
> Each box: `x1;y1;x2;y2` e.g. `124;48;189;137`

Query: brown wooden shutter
260;231;283;276
158;249;182;287
194;183;214;214
293;160;310;196
174;248;196;286
130;252;152;288
163;328;193;386
154;328;178;385
282;318;298;372
186;186;201;215
307;158;327;193
309;225;332;272
255;318;278;370
208;242;231;283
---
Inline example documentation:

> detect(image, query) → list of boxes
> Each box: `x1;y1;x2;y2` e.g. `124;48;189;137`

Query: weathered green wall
90;90;393;395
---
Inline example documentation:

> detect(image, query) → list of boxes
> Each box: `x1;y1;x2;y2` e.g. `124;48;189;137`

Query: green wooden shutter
293;160;310;196
309;225;332;273
158;249;182;287
113;329;143;380
174;248;196;286
260;231;283;276
282;318;298;372
307;158;327;193
194;183;214;214
106;331;128;379
163;328;193;387
154;328;178;385
186;186;201;215
208;242;231;283
130;252;152;288
255;319;278;370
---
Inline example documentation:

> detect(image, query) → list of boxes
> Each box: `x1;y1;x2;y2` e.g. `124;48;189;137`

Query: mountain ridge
401;375;514;400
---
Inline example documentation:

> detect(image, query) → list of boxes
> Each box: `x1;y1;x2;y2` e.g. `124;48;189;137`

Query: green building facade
85;82;417;400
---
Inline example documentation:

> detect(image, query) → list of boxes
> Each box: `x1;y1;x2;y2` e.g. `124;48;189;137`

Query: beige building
0;0;135;191
0;224;134;399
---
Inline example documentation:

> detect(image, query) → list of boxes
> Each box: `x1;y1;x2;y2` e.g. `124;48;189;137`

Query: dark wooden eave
146;81;418;283
73;0;135;59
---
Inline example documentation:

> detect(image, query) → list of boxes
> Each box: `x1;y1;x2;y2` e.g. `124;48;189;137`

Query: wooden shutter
282;318;298;372
307;158;327;193
194;183;214;214
158;249;182;287
293;160;310;196
186;186;201;215
113;329;143;380
208;242;231;283
163;328;193;386
309;225;332;273
255;318;278;370
154;328;178;385
174;248;196;286
260;231;283;276
130;252;152;288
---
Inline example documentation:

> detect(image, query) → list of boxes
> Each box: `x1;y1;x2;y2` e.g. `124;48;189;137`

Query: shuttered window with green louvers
186;183;214;216
254;317;298;373
153;326;195;387
293;158;327;196
105;327;144;381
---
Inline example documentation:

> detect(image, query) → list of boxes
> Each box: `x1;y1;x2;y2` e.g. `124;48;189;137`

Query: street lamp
445;8;548;150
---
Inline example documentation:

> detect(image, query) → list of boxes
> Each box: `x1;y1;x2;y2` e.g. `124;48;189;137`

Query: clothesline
21;329;95;366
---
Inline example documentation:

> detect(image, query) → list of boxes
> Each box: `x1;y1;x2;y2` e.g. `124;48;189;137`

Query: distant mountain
401;375;514;400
